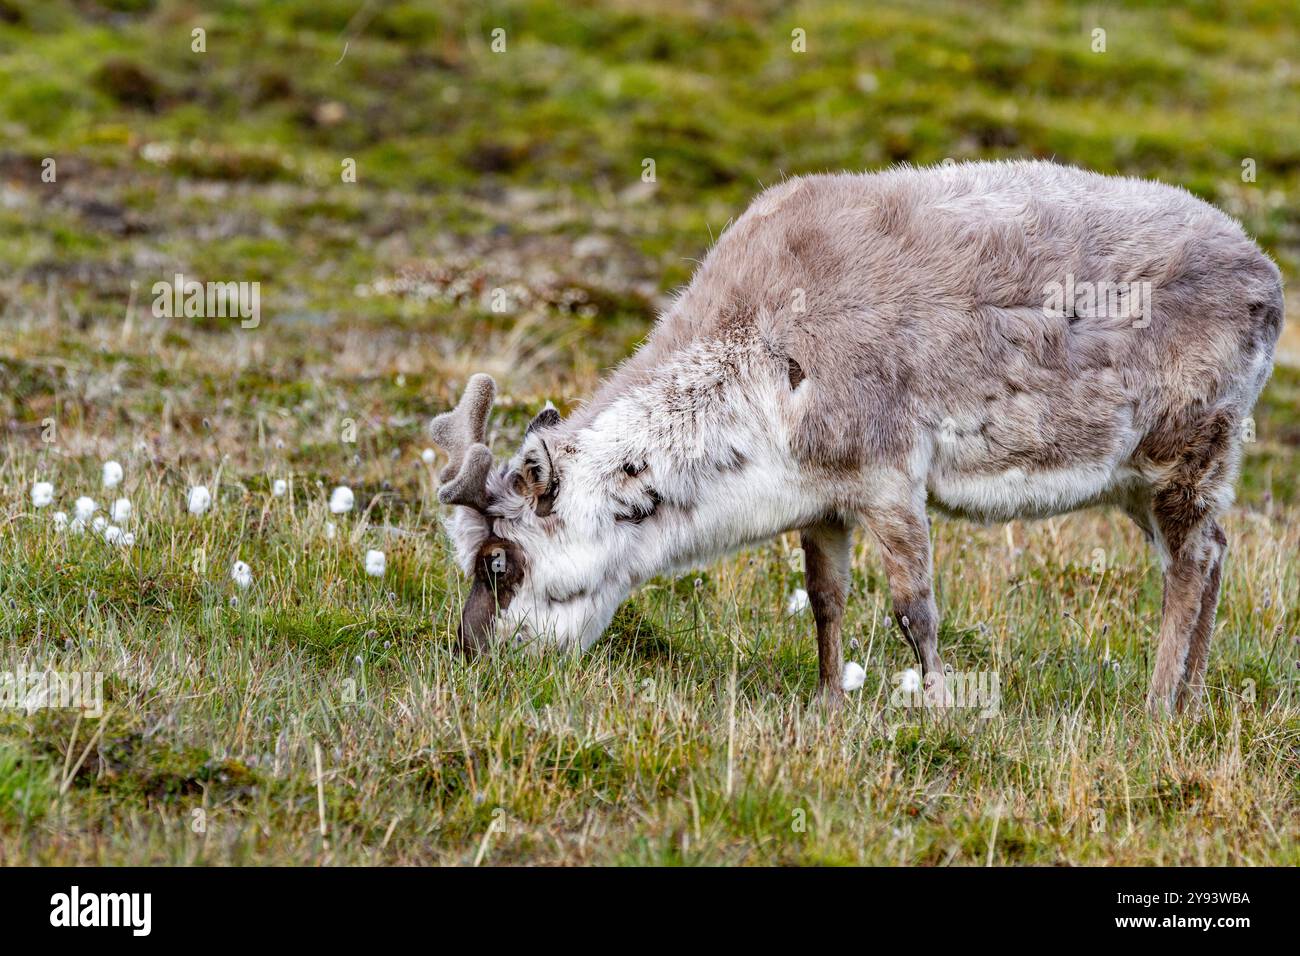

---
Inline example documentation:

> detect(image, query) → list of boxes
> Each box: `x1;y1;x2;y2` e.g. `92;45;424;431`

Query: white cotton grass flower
31;482;54;508
272;479;287;497
92;516;107;535
841;662;867;693
110;498;131;524
231;560;253;589
325;521;337;540
102;460;123;488
420;448;436;464
74;496;97;521
187;485;211;515
329;485;354;514
364;549;386;577
785;588;810;616
900;668;922;694
52;511;68;530
102;525;134;547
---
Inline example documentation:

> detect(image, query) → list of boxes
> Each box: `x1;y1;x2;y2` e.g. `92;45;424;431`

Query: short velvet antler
429;373;496;511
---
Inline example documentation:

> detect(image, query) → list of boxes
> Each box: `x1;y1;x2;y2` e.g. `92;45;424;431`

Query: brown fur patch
1146;410;1233;556
787;356;805;389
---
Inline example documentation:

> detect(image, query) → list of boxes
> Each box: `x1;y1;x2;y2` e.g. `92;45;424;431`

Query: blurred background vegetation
1;0;1297;497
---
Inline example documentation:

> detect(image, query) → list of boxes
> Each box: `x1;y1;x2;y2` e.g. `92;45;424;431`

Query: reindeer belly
922;392;1141;523
927;461;1133;522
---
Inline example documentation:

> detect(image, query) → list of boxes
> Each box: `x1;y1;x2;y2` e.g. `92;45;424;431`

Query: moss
87;739;260;806
604;600;677;663
0;742;58;823
92;58;163;111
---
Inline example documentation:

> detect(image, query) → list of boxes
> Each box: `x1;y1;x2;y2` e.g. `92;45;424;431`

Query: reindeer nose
457;616;492;657
457;583;498;656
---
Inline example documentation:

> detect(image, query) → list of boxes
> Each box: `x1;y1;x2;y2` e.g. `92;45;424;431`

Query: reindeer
430;160;1283;715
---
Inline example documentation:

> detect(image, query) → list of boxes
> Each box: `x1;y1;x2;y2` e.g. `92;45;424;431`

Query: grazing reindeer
431;160;1282;715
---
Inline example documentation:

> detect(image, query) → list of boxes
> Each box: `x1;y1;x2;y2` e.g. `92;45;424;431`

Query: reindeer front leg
801;521;853;705
862;502;947;697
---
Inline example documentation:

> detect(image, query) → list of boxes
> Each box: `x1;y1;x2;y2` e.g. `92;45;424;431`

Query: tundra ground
1;0;1298;865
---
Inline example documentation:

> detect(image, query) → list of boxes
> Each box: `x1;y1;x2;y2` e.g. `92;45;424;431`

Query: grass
1;467;1297;864
0;0;1298;865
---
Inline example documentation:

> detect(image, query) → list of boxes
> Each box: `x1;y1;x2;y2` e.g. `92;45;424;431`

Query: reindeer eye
623;461;645;477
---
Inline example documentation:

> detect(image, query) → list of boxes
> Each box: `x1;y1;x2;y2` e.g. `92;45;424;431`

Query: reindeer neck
566;339;821;581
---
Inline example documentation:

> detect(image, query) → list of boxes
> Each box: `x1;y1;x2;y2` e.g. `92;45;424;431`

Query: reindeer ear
526;402;560;436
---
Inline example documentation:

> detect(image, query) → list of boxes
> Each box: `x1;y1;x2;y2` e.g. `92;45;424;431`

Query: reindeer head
431;374;648;655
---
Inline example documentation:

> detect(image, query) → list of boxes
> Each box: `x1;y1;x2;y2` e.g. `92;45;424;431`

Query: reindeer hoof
1145;689;1176;719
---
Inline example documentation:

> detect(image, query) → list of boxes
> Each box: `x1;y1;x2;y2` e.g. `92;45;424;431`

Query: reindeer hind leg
1175;520;1227;714
1144;411;1236;716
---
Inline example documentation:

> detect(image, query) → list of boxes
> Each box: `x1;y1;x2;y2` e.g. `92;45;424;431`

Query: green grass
2;428;1297;864
0;0;1298;864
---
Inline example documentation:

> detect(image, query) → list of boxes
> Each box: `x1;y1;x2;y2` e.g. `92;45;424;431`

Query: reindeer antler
429;373;496;511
